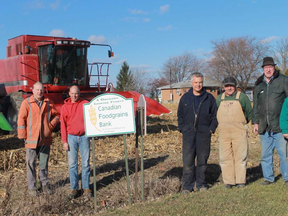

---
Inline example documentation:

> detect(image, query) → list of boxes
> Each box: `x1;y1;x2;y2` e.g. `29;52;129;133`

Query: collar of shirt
263;75;274;84
34;96;43;108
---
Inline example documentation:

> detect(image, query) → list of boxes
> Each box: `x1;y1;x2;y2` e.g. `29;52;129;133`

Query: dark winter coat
252;70;288;134
177;88;218;136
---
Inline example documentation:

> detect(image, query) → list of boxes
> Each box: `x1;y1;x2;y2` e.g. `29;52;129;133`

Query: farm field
1;103;288;215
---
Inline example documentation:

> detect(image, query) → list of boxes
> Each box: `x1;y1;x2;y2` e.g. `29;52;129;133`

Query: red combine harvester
0;35;170;129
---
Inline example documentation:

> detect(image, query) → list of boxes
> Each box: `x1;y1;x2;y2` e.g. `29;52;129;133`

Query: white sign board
84;93;136;137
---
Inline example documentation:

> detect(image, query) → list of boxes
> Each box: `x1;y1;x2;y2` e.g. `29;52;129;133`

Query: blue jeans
260;131;288;182
67;134;90;190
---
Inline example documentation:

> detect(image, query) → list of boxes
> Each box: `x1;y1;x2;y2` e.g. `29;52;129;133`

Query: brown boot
83;189;92;200
68;189;78;200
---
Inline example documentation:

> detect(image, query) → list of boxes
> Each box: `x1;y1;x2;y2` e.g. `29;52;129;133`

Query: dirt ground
0;103;264;215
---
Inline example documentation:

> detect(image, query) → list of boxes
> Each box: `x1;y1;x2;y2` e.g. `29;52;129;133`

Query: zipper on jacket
266;83;270;126
192;103;196;131
194;101;203;131
194;114;197;131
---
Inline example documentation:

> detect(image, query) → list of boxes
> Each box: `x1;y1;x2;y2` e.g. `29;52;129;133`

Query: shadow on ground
0;136;24;151
146;116;178;134
246;164;263;184
52;155;169;191
160;163;221;187
147;124;178;134
246;164;282;184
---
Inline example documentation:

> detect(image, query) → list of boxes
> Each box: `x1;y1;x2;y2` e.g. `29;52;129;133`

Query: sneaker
42;184;52;195
181;190;191;195
28;189;38;197
260;180;274;186
237;184;246;188
224;184;233;189
68;189;78;200
199;187;208;192
83;189;92;200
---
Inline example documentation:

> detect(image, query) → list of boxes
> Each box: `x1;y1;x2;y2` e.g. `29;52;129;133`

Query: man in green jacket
216;76;252;188
253;56;288;186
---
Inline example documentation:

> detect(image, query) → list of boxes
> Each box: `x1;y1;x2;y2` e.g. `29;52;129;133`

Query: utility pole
170;69;173;103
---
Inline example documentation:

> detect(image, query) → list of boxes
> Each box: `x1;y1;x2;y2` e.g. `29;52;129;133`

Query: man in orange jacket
17;82;60;196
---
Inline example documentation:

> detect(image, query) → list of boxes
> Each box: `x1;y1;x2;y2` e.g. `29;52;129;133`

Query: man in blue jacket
177;72;218;193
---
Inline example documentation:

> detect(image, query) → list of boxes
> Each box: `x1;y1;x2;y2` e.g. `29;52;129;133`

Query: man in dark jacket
177;72;218;193
253;56;288;186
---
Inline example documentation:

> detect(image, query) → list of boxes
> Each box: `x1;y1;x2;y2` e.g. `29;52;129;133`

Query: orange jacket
17;96;60;149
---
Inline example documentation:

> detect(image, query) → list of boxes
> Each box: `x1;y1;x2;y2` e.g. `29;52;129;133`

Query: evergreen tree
115;61;135;91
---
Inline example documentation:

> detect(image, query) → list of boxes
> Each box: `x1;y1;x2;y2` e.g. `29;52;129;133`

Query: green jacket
252;70;288;134
216;91;252;123
280;97;288;134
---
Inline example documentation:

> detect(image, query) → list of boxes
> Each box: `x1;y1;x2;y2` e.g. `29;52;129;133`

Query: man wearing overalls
216;76;252;188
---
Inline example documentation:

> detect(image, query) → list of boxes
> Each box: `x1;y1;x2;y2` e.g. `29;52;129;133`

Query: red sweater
60;98;88;143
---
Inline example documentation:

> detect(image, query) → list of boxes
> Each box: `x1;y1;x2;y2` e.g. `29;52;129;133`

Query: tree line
115;36;288;99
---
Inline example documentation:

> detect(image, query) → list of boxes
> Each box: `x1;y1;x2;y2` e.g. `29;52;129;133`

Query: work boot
181;190;191;195
199;187;208;192
68;190;78;200
83;189;92;201
260;180;274;186
237;184;246;188
28;189;38;197
42;184;52;195
224;184;233;189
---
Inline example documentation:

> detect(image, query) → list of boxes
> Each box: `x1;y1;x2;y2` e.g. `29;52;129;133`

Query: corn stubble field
0;103;288;215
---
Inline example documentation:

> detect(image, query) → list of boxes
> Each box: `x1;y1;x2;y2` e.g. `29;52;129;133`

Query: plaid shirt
34;97;43;109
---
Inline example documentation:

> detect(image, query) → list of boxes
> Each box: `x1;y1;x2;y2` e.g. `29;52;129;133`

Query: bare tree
160;52;204;84
207;36;270;91
148;77;168;100
131;68;150;95
273;37;288;75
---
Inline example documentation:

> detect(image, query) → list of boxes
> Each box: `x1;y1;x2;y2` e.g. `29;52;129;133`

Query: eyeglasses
263;66;274;70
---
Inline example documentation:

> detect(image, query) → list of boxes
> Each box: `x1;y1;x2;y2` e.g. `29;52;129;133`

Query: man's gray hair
190;72;204;82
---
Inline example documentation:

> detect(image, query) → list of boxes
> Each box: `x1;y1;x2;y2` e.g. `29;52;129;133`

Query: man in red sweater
61;85;91;200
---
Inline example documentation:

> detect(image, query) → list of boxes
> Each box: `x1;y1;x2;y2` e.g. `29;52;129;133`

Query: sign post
91;138;97;210
137;95;146;200
83;93;135;211
140;107;145;201
123;134;132;204
135;111;139;198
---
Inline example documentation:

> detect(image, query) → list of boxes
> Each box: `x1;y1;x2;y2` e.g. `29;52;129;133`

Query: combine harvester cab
0;35;170;131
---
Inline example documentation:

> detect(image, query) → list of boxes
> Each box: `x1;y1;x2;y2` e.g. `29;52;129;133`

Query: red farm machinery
0;35;170;130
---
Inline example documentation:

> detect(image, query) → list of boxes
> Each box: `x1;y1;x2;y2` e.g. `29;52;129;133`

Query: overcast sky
0;0;287;85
